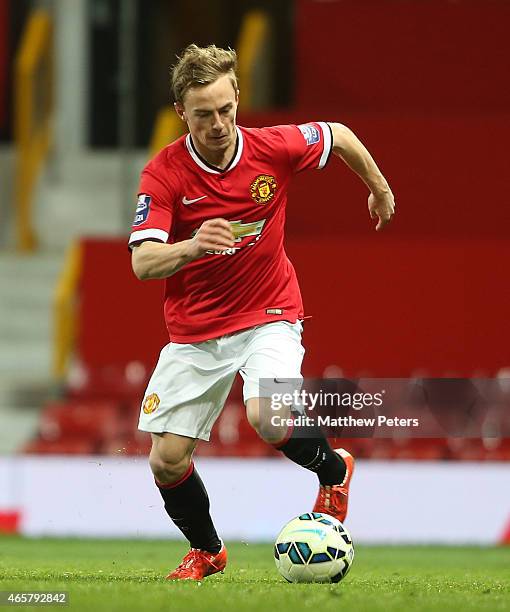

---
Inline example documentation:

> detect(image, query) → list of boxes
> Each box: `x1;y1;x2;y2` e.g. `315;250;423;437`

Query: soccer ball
274;512;354;583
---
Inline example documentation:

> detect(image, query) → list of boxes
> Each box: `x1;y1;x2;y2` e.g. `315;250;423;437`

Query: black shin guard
156;463;221;554
276;421;347;485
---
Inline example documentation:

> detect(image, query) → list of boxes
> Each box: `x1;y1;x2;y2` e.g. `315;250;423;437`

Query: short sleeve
275;122;333;173
128;166;177;250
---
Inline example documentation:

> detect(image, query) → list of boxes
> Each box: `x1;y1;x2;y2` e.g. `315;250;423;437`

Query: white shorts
138;320;305;440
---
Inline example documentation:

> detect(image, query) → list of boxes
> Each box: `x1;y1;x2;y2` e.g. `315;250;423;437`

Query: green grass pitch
0;537;509;611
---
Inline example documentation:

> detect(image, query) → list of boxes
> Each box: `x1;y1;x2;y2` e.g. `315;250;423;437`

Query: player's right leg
139;340;236;580
149;431;197;485
149;432;227;580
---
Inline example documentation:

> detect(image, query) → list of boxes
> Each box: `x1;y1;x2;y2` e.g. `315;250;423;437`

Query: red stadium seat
448;439;487;461
485;438;510;461
66;361;150;403
38;399;121;443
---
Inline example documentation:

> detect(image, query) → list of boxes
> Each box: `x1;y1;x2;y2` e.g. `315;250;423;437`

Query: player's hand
188;218;235;258
368;190;396;231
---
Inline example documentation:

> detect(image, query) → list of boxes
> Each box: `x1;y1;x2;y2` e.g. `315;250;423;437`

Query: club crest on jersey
250;174;277;204
298;123;320;146
143;393;160;415
133;194;151;226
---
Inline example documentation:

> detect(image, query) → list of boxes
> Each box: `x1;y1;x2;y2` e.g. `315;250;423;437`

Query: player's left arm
329;122;395;231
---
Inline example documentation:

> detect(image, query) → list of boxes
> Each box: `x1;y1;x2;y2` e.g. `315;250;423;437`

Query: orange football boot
166;543;227;581
312;448;354;523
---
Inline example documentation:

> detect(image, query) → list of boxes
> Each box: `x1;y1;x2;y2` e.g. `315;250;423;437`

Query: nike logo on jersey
182;195;207;205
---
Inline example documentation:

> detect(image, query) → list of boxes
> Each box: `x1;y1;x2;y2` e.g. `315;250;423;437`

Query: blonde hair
171;44;238;103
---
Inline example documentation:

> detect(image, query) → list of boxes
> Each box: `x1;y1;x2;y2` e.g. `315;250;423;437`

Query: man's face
176;74;239;155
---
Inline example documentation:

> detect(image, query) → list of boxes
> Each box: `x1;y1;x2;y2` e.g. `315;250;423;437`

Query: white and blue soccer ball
274;512;354;583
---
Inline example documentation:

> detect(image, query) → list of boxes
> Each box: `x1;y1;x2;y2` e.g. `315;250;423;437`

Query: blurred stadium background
0;0;509;544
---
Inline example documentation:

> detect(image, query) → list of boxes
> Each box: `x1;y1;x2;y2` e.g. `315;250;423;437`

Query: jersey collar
185;126;243;174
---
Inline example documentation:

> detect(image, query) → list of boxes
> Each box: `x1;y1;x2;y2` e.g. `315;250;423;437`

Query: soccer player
129;44;395;580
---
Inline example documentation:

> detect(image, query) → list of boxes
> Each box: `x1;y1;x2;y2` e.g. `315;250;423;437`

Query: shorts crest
143;393;160;414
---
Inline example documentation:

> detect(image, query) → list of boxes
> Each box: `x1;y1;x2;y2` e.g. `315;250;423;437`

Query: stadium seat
38;399;121;443
66;361;150;403
21;399;124;455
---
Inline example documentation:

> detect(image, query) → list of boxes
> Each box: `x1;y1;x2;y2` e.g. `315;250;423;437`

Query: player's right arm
129;160;234;280
131;218;235;280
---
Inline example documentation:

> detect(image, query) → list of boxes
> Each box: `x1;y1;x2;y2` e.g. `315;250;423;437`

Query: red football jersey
129;122;333;343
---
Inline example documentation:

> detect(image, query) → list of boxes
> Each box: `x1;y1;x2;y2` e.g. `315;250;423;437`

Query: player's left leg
239;321;354;523
246;396;353;521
